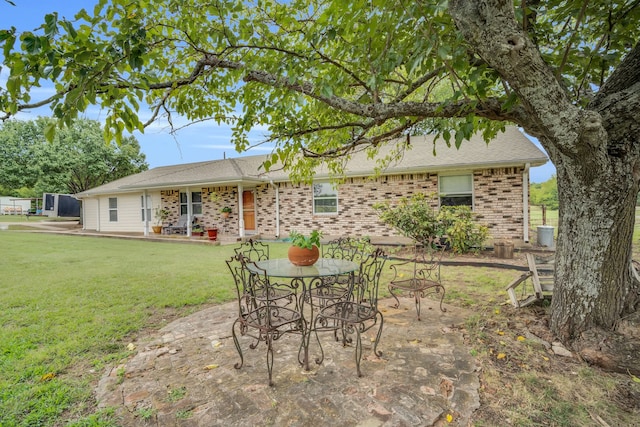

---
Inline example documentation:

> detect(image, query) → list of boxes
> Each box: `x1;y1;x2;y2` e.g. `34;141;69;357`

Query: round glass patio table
248;258;360;370
251;258;359;278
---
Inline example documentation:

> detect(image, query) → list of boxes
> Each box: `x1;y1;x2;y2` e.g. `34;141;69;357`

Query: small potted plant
191;217;204;236
221;206;232;218
153;207;170;234
288;230;323;266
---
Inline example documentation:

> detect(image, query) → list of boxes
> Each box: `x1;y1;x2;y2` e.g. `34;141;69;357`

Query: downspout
523;163;530;243
270;180;280;238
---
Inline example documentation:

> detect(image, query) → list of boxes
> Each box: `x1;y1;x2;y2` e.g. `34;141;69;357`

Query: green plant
221;206;232;214
136;407;155;421
437;206;488;254
166;386;187;402
154;207;170;226
373;193;443;245
289;230;322;249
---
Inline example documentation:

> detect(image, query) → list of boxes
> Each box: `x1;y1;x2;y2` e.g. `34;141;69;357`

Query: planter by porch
152;225;162;234
207;228;218;241
287;245;320;266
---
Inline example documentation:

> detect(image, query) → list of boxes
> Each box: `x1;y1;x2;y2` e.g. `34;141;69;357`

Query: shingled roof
76;127;547;197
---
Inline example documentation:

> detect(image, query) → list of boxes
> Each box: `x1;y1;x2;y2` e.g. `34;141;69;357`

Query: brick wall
256;168;526;241
161;167;526;241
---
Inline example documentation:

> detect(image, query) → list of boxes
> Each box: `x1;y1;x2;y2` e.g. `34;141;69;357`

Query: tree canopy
2;0;640;360
0;118;148;195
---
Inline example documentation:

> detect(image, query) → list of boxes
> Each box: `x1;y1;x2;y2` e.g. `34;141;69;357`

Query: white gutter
270;180;280;238
523;163;530;243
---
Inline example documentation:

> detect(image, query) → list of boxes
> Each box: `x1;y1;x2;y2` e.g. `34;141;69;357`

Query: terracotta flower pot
288;245;320;266
207;228;218;241
152;225;162;234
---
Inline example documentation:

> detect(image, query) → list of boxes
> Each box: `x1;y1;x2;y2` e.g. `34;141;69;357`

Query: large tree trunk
550;137;639;341
449;0;640;358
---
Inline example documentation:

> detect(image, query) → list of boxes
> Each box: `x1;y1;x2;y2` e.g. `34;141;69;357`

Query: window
108;197;118;222
439;174;473;207
180;192;202;215
313;183;338;214
140;195;151;222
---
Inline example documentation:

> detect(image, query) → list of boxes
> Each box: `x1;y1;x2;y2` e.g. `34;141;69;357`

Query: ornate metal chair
312;237;373;309
388;241;446;320
314;248;387;377
234;239;270;261
226;253;304;386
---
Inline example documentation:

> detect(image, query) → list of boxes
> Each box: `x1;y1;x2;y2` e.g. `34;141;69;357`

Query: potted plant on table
153;207;170;234
288;230;323;266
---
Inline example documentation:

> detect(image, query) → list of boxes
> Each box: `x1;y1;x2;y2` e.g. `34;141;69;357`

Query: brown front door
243;190;256;232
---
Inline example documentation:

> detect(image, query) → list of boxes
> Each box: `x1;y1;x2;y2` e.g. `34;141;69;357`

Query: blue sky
0;0;555;183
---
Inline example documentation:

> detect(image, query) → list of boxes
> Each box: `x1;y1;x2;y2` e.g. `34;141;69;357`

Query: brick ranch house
74;127;547;244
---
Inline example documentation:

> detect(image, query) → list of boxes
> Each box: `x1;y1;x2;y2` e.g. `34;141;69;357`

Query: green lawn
0;232;262;426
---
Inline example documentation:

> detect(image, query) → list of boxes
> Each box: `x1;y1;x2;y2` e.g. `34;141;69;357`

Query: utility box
494;241;514;259
537;225;555;248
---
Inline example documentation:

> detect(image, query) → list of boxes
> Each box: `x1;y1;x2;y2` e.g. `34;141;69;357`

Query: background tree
0;118;148;195
530;176;559;210
1;1;639;369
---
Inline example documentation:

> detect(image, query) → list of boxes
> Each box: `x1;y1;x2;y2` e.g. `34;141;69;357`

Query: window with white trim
313;183;338;214
180;191;202;215
140;195;151;222
439;174;473;207
108;197;118;222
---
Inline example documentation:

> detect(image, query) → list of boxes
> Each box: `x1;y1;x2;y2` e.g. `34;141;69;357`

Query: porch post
238;184;245;237
186;187;192;237
143;190;149;237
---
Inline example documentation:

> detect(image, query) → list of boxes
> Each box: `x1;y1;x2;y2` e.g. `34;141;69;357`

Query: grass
0;232;240;426
0;230;638;426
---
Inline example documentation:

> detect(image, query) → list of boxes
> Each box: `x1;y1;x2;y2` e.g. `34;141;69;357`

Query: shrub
437;206;488;254
374;194;488;254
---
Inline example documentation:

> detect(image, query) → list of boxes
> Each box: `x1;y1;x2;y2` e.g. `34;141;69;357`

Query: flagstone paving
96;298;479;426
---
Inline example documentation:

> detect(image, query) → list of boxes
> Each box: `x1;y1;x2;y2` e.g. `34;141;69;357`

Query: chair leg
436;285;447;312
372;311;384;358
266;334;274;387
414;291;422;321
354;326;363;377
231;319;244;370
388;285;401;309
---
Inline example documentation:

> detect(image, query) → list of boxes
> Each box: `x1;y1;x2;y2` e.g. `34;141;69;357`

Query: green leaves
1;0;638;182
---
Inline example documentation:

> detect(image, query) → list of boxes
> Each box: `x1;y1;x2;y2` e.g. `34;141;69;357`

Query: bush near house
373;193;488;254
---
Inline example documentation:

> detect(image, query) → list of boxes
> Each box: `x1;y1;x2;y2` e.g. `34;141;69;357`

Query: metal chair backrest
322;237;372;263
226;253;275;321
353;248;386;306
234;239;270;261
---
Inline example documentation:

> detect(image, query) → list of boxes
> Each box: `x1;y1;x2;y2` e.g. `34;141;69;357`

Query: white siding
84;191;162;233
